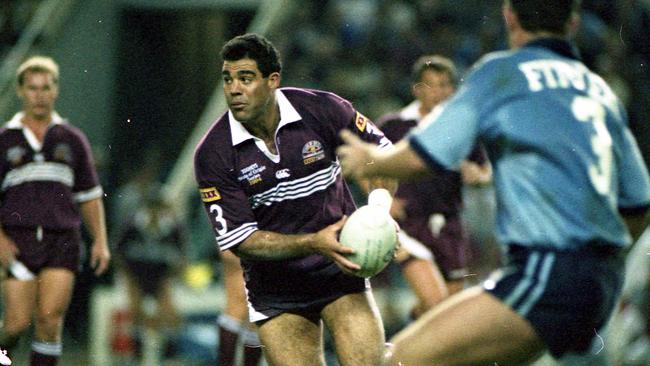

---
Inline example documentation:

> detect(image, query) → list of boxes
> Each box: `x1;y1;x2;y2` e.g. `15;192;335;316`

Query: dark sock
217;315;241;366
30;341;61;366
241;328;263;366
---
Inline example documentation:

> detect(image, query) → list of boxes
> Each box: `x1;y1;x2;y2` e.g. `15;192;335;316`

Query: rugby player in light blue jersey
338;0;650;364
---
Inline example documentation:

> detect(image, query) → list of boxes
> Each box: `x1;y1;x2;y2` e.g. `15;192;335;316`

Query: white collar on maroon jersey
399;100;424;122
5;111;65;151
228;89;302;147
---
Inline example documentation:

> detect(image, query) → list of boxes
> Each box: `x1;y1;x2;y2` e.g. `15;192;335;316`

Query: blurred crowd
272;0;650;164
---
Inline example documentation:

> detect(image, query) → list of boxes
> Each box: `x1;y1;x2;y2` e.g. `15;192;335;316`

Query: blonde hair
16;56;59;86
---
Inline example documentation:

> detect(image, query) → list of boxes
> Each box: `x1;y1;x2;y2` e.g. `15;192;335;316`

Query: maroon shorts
4;226;81;277
399;215;469;281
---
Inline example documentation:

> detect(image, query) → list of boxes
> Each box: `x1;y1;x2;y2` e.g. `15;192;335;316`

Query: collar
5;111;65;129
229;89;302;146
399;100;424;121
523;37;581;61
5;112;65;152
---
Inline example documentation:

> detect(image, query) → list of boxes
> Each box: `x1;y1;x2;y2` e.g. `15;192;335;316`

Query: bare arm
337;130;429;181
80;197;111;276
232;216;361;273
460;161;492;186
0;225;18;267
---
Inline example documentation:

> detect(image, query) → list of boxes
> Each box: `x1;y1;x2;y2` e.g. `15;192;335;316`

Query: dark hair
508;0;581;34
411;55;458;87
220;33;282;77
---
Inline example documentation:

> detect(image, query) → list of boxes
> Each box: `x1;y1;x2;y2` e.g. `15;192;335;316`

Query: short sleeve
320;92;393;150
71;129;103;202
194;145;258;251
616;127;650;210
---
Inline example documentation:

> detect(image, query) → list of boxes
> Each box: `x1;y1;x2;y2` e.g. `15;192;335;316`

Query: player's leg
124;270;145;325
218;250;247;365
155;276;181;329
397;231;449;318
0;277;38;353
321;291;385;366
256;312;326;366
31;268;75;366
429;216;471;296
385;286;545;366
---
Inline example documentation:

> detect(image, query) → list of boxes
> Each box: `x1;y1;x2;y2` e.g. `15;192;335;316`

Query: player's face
413;70;454;113
17;71;59;121
222;58;279;124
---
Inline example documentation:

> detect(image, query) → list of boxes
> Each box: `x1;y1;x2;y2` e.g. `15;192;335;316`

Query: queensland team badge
6;146;25;166
302;140;325;165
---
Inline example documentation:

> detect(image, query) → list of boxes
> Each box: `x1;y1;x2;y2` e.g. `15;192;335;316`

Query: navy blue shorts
4;226;81;277
246;268;370;323
483;244;624;358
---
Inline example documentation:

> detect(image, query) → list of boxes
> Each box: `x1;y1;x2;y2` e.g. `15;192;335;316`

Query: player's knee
2;317;32;337
34;311;64;335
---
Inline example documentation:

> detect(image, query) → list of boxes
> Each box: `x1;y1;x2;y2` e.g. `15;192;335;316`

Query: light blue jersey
410;39;650;250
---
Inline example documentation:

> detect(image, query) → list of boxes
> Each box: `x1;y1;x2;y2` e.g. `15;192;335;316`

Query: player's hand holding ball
339;189;398;277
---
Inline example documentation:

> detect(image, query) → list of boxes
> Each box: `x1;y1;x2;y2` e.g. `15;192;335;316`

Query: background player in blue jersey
0;56;110;365
377;55;491;320
194;33;395;366
338;0;650;364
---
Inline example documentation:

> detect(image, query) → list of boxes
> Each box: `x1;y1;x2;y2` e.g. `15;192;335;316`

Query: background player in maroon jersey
377;55;491;319
194;33;395;366
0;56;110;366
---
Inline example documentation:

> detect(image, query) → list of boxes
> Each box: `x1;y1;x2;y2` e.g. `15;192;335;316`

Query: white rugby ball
339;189;397;278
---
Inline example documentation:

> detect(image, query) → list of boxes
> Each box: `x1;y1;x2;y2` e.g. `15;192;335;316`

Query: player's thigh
1;278;38;330
387;287;545;366
321;291;385;366
36;268;75;319
257;312;325;366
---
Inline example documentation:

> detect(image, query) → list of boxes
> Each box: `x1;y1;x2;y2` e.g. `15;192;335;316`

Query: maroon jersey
378;102;487;219
194;88;391;315
0;112;103;230
378;102;488;279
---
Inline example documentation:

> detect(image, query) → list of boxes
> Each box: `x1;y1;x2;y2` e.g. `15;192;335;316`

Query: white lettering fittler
518;60;619;116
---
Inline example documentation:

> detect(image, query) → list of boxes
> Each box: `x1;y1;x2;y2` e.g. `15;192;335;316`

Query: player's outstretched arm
337;130;428;181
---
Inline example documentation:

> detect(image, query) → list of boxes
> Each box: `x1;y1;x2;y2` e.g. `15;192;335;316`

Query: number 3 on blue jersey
210;204;228;235
572;96;613;195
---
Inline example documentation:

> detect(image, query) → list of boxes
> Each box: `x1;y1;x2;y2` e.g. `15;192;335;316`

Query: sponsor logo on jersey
302;140;325;165
200;187;221;202
6;146;25;166
53;143;72;163
355;112;368;132
275;168;291;179
238;163;266;186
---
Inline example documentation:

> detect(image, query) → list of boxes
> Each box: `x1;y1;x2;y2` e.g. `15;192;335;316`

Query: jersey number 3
572;96;613;195
210;204;228;235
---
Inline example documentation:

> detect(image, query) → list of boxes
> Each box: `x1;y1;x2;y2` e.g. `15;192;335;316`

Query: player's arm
0;225;18;267
80;197;111;276
233;221;361;272
337;135;430;181
460;160;492;186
